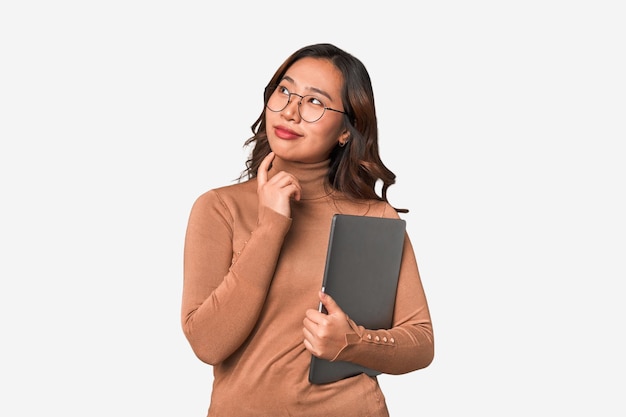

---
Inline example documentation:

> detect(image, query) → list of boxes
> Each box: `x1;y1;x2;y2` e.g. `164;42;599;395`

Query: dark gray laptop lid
309;214;406;384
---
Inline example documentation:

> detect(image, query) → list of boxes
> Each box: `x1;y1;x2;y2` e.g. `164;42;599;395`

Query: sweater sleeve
332;233;435;374
181;189;291;365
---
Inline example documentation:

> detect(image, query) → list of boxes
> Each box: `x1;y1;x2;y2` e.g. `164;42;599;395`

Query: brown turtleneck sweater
182;157;434;417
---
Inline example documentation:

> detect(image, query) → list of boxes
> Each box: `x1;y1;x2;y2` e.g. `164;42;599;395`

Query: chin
269;142;329;164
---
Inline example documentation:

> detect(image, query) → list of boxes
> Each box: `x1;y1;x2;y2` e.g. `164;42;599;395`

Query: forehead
282;57;344;95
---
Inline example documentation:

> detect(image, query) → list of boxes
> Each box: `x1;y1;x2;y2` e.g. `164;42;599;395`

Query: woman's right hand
257;152;301;218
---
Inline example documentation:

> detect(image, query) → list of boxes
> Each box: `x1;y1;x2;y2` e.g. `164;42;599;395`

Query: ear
338;129;350;146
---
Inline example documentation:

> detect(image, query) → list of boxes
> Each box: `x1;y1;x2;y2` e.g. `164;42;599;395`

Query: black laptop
308;214;406;384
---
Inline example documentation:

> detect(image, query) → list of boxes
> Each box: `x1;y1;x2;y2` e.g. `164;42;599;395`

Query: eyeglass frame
265;84;348;123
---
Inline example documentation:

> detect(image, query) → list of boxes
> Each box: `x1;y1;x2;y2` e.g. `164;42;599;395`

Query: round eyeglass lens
266;86;326;122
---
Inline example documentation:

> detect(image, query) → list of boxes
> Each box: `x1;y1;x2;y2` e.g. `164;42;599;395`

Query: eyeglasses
266;85;347;123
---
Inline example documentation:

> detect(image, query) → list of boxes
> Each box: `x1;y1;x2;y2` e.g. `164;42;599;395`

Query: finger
318;290;341;315
302;325;319;356
302;337;316;355
303;310;321;328
270;171;295;187
302;323;314;340
289;180;302;202
257;152;275;187
271;172;302;202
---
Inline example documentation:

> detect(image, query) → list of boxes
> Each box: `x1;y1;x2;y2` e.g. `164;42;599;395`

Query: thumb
319;290;341;315
257;152;275;187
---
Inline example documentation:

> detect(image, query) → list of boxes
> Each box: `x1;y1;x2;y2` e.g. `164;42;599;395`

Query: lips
274;126;302;140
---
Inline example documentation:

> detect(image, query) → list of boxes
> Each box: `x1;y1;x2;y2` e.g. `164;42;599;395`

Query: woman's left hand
303;291;354;360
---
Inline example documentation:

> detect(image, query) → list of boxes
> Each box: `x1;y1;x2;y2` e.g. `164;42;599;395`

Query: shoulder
367;200;404;220
191;179;257;214
196;178;255;201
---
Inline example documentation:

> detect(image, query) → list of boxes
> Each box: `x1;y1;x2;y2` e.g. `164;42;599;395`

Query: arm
182;152;302;365
303;233;434;374
181;190;291;365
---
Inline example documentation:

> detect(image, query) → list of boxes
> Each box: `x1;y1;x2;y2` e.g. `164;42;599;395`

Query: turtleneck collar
267;156;333;200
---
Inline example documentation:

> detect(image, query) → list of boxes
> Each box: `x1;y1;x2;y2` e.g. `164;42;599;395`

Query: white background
1;1;624;416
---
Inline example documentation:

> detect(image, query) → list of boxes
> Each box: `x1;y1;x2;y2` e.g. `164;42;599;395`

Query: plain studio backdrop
1;1;624;416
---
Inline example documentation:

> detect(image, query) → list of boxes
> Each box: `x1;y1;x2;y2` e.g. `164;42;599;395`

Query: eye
277;85;290;96
304;95;324;107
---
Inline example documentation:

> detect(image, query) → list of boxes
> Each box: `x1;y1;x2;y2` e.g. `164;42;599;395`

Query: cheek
317;123;344;146
306;125;336;148
264;113;278;139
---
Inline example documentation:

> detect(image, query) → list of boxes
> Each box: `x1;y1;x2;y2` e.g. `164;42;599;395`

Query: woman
182;43;434;416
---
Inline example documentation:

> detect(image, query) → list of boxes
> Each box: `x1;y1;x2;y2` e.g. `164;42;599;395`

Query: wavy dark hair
240;43;407;213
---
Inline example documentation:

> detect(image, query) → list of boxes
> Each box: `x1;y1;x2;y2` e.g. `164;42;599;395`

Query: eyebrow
280;76;334;102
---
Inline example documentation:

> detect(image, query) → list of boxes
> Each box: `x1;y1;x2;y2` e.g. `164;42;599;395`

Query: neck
268;156;332;200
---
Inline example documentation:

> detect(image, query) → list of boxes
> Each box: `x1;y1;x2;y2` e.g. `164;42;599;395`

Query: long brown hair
241;43;407;213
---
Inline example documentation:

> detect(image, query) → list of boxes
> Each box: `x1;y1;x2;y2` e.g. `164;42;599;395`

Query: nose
282;92;303;120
